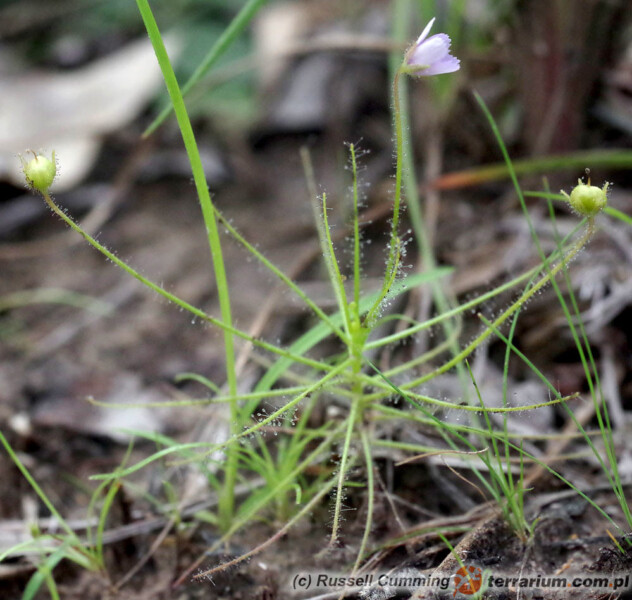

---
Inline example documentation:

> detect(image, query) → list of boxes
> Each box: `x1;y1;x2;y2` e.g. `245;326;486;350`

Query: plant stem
392;69;405;244
329;395;360;545
367;69;405;324
350;143;361;309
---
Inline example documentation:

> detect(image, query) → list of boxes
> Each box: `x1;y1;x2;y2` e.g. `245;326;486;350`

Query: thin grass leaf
144;0;266;136
0;432;80;544
23;542;71;600
434;149;632;190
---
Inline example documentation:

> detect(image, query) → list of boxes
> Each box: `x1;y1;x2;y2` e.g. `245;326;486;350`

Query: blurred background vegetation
1;0;630;190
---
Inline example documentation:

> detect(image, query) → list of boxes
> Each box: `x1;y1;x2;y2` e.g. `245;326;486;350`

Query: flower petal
414;18;435;47
414;54;460;76
403;19;460;78
408;33;452;68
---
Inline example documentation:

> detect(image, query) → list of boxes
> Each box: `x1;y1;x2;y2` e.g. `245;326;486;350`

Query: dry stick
113;515;176;591
50;480;263;548
413;513;509;600
360;502;494;582
373;467;413;553
392;501;495;548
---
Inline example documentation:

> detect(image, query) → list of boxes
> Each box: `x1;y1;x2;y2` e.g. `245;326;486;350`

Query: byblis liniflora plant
13;10;625;594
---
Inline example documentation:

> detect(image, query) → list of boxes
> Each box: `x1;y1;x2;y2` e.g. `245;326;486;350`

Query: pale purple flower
405;18;460;76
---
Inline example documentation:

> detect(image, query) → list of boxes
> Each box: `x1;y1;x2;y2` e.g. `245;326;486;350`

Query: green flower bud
561;179;608;217
21;151;57;193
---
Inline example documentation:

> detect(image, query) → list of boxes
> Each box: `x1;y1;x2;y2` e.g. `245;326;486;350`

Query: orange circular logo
453;565;483;596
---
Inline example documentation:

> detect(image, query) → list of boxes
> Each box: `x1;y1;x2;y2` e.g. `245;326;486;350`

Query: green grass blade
0;288;111;314
143;0;266;136
435;149;632;190
136;0;238;519
23;539;77;600
0;431;80;544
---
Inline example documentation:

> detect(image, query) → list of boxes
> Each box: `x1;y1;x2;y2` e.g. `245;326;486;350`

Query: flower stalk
369;18;460;326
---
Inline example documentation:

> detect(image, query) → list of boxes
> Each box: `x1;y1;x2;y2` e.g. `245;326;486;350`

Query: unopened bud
21;151;57;193
561;179;608;217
